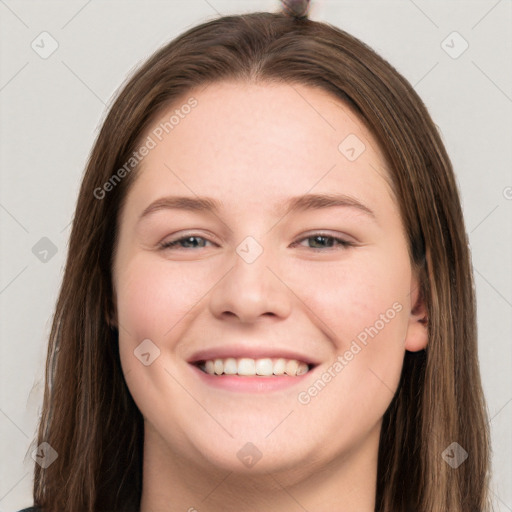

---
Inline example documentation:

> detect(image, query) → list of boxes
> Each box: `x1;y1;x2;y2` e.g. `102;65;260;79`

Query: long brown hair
32;9;492;512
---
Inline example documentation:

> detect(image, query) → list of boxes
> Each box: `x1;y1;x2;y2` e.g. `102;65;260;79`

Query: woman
21;0;491;510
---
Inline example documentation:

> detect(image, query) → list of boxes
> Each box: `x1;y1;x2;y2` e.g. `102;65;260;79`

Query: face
112;81;426;477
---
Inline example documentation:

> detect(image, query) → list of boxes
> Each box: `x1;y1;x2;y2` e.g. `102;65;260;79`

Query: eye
291;232;355;251
159;234;215;250
158;232;355;251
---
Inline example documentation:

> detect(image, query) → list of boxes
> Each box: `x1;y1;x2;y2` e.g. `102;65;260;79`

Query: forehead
124;80;394;219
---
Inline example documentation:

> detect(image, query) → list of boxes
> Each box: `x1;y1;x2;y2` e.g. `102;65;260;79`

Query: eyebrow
138;193;376;222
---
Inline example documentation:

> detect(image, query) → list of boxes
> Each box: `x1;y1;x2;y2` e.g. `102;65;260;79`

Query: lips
187;347;319;377
186;346;319;392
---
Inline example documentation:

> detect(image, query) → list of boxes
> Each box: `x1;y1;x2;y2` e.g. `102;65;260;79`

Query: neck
139;422;380;512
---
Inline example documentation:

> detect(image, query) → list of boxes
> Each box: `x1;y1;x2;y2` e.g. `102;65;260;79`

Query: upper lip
187;346;320;366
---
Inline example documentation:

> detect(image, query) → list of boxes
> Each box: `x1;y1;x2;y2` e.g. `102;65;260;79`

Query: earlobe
404;282;428;352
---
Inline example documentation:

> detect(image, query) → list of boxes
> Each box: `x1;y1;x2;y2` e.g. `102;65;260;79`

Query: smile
197;357;312;377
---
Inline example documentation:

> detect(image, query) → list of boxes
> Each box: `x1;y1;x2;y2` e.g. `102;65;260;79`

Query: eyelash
159;233;355;251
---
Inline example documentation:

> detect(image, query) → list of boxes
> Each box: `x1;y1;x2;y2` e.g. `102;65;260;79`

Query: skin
112;81;428;512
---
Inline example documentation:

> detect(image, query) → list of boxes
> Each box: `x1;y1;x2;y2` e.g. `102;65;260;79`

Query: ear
404;272;428;352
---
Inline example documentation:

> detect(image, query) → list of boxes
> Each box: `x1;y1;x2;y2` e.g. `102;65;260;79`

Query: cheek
114;255;216;431
115;255;214;343
290;249;411;349
292;248;410;405
291;253;410;448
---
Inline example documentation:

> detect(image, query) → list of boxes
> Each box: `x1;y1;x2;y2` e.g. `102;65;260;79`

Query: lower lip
189;364;313;393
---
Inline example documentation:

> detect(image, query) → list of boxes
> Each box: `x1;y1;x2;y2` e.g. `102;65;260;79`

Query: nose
208;242;292;324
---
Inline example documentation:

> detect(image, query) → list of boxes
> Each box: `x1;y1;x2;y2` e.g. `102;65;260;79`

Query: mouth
192;357;316;377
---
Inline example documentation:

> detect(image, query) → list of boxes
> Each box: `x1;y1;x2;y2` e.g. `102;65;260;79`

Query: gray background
1;1;511;510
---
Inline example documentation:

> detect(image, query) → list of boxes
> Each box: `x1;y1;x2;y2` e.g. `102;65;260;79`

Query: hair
31;3;492;512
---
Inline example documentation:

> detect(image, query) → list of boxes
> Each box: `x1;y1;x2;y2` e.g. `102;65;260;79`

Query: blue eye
293;233;354;250
159;233;354;251
159;235;213;250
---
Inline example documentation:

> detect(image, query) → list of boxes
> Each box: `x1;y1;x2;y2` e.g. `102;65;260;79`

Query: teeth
205;360;214;374
214;359;223;375
285;359;298;376
273;358;286;375
223;357;237;375
255;358;273;376
238;358;256;375
198;357;311;377
296;362;309;375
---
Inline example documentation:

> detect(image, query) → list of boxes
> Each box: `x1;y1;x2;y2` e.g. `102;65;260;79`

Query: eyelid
294;230;358;244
